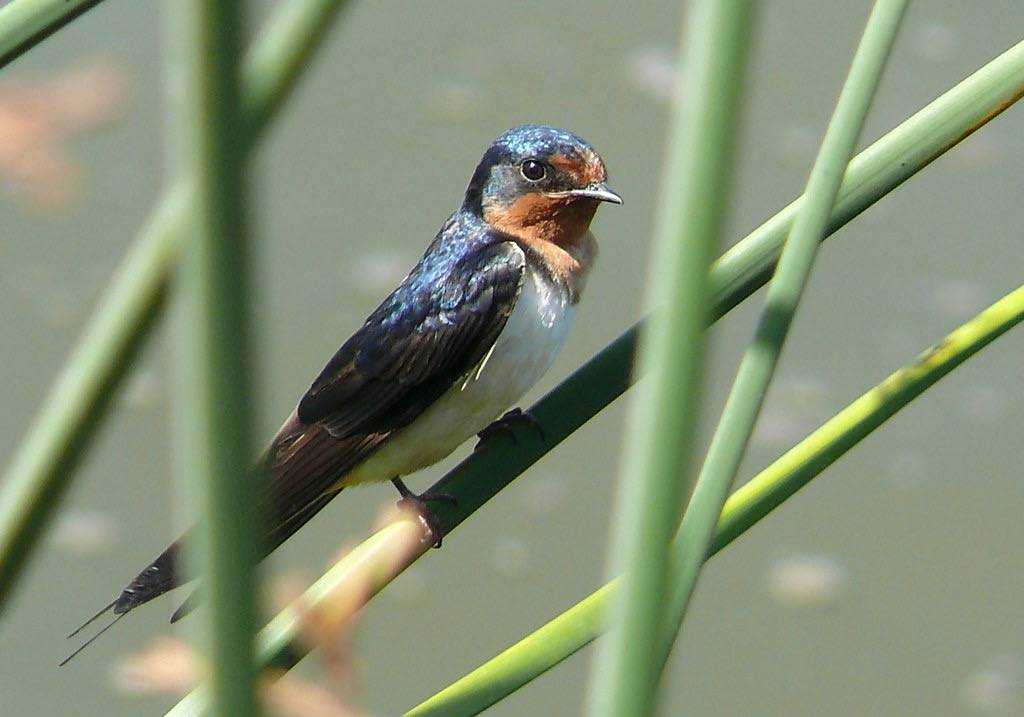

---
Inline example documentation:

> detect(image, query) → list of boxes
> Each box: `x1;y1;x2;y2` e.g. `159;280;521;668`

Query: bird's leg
475;407;546;449
391;478;457;548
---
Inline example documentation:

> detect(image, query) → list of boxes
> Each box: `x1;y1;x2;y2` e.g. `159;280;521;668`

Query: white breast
343;263;574;486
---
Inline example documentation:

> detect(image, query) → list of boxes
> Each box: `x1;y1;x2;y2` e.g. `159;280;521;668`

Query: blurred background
2;1;1023;714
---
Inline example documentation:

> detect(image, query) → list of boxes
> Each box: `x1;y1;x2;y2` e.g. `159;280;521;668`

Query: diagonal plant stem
164;39;1024;714
176;0;259;714
0;0;351;613
588;4;752;717
167;518;430;717
406;281;1024;717
656;0;906;679
0;0;106;68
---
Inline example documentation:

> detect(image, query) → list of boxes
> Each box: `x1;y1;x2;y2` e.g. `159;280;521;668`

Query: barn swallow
63;124;620;662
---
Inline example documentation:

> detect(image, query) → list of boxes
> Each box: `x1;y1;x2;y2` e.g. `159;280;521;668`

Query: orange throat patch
483;193;599;302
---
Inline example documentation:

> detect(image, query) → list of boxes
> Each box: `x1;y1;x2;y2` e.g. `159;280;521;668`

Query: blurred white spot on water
751;410;806;448
961;384;1005;422
767;553;848;607
490;537;530;578
52;509;119;555
522;473;569;517
111;636;198;696
460;32;572;83
350;250;411;297
0;57;128;211
41;285;81;327
385;565;427;603
961;655;1021;713
948;130;1005;170
426;80;485;123
623;46;679;104
121;368;162;410
14;265;84;328
753;376;832;448
774;124;818;166
910;21;958;63
885;451;927;489
922;278;989;320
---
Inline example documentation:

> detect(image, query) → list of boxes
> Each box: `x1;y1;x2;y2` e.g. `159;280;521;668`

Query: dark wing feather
74;239;526;639
64;230;531;663
297;240;525;435
265;239;526;543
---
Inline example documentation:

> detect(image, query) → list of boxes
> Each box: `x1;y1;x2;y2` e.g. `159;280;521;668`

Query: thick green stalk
588;4;752;717
406;282;1024;717
0;0;105;68
0;0;350;613
163;41;1024;714
177;1;259;714
658;0;906;674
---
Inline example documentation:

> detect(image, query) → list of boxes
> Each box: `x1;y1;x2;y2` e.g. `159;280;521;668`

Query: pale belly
341;266;574;487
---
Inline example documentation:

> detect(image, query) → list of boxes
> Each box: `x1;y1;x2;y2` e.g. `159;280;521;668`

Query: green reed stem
176;1;259;714
0;0;350;614
657;0;906;678
588;4;752;717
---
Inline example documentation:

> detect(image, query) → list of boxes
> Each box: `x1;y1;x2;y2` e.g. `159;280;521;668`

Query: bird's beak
550;182;624;205
569;182;623;204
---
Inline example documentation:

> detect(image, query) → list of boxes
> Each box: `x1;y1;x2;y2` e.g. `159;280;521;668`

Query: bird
62;124;621;663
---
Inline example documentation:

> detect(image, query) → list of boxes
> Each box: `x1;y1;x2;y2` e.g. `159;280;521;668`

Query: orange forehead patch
549;150;605;186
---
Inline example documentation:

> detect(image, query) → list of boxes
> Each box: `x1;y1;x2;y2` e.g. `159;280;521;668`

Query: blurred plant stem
165;36;1024;715
0;0;105;68
175;0;259;714
588;3;752;717
0;0;351;614
166;518;429;717
655;0;905;684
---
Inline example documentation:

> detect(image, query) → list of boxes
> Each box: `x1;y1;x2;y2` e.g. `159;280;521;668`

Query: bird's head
463;125;622;247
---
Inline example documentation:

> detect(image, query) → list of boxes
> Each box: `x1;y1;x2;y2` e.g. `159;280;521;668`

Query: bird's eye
520;159;547;182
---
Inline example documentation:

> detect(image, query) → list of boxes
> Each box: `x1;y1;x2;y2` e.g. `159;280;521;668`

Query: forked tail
60;541;180;666
61;488;342;665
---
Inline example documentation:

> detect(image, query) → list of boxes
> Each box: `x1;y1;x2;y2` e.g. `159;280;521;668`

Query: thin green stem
162;41;1024;714
589;4;753;716
405;281;1024;717
177;1;258;714
0;0;350;614
658;0;906;674
0;0;105;68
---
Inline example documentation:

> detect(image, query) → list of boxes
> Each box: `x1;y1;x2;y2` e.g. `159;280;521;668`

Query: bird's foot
475;407;546;449
391;478;456;548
